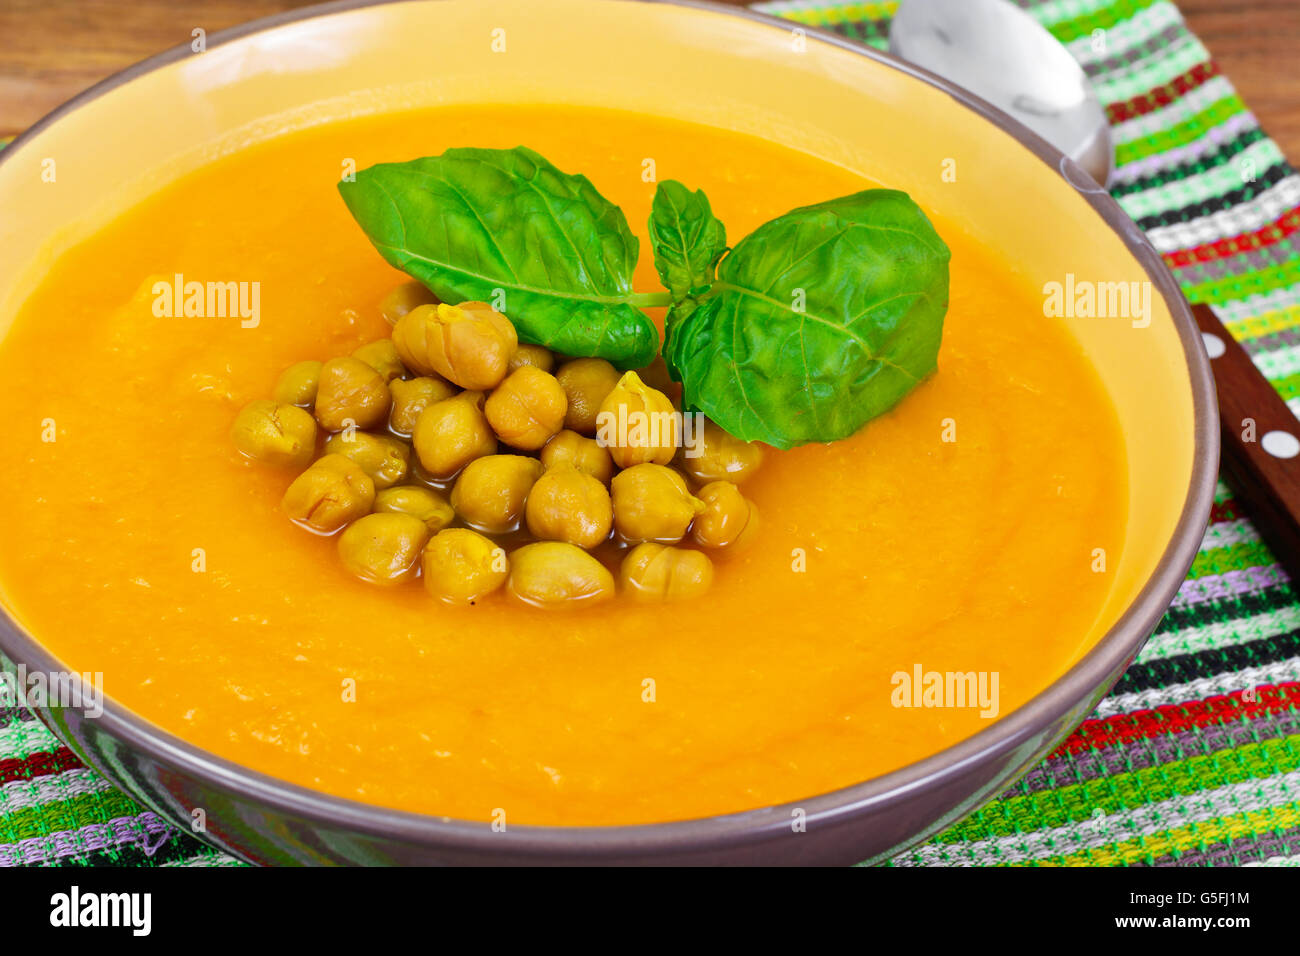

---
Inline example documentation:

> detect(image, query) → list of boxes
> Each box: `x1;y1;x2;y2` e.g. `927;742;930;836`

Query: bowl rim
0;0;1218;860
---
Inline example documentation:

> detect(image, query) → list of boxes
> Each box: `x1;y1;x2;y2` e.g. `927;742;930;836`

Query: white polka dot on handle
1261;430;1300;460
1201;332;1226;359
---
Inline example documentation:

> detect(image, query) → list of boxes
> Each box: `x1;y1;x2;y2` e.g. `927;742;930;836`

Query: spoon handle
1191;302;1300;578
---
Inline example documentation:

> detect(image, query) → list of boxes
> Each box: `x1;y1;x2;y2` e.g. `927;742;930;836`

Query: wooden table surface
1;0;1297;158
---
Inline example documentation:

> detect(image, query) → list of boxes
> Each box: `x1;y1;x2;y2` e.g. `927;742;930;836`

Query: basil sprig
651;185;950;448
341;148;949;447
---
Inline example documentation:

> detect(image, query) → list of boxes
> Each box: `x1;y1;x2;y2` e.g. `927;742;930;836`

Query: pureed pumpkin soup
0;106;1125;826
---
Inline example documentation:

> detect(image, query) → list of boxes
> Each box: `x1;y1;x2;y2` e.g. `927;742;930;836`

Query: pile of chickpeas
229;282;762;609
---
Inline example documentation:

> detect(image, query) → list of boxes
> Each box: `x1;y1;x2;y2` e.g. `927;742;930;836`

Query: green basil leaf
648;180;727;303
671;189;950;449
339;146;660;367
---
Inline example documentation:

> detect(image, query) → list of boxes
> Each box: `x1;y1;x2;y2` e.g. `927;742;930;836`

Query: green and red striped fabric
3;0;1299;867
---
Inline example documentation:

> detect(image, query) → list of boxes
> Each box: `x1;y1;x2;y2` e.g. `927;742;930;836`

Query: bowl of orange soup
0;0;1215;865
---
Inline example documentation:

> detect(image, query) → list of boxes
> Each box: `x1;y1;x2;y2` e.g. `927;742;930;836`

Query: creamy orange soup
0;106;1125;825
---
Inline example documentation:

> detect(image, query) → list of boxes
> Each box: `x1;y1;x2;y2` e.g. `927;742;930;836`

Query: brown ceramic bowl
0;0;1215;864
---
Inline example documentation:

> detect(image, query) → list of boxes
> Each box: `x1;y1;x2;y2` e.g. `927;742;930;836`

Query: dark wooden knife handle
1191;302;1300;577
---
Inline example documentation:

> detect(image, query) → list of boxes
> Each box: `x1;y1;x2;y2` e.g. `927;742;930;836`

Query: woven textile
3;0;1299;866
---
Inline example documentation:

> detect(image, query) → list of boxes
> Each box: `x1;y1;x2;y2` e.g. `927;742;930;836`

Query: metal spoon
890;0;1113;185
889;0;1300;576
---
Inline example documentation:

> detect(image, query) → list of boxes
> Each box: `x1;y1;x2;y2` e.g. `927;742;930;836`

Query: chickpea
555;358;620;435
323;431;410;489
508;344;555;374
379;280;438;326
484;365;567;451
281;454;375;534
620;543;714;602
271;360;322;408
507;542;614;609
691;481;759;550
411;391;497;479
391;301;517;390
374;485;455;534
525;464;613;549
337;512;428;585
540;429;614;484
450;455;543;534
230;399;317;469
389;376;457;436
422;528;508;605
676;419;764;484
611;463;703;544
597;370;679;468
314;356;392;432
351;339;406;383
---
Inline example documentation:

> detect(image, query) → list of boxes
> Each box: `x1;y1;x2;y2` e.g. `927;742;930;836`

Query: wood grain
2;0;1298;158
